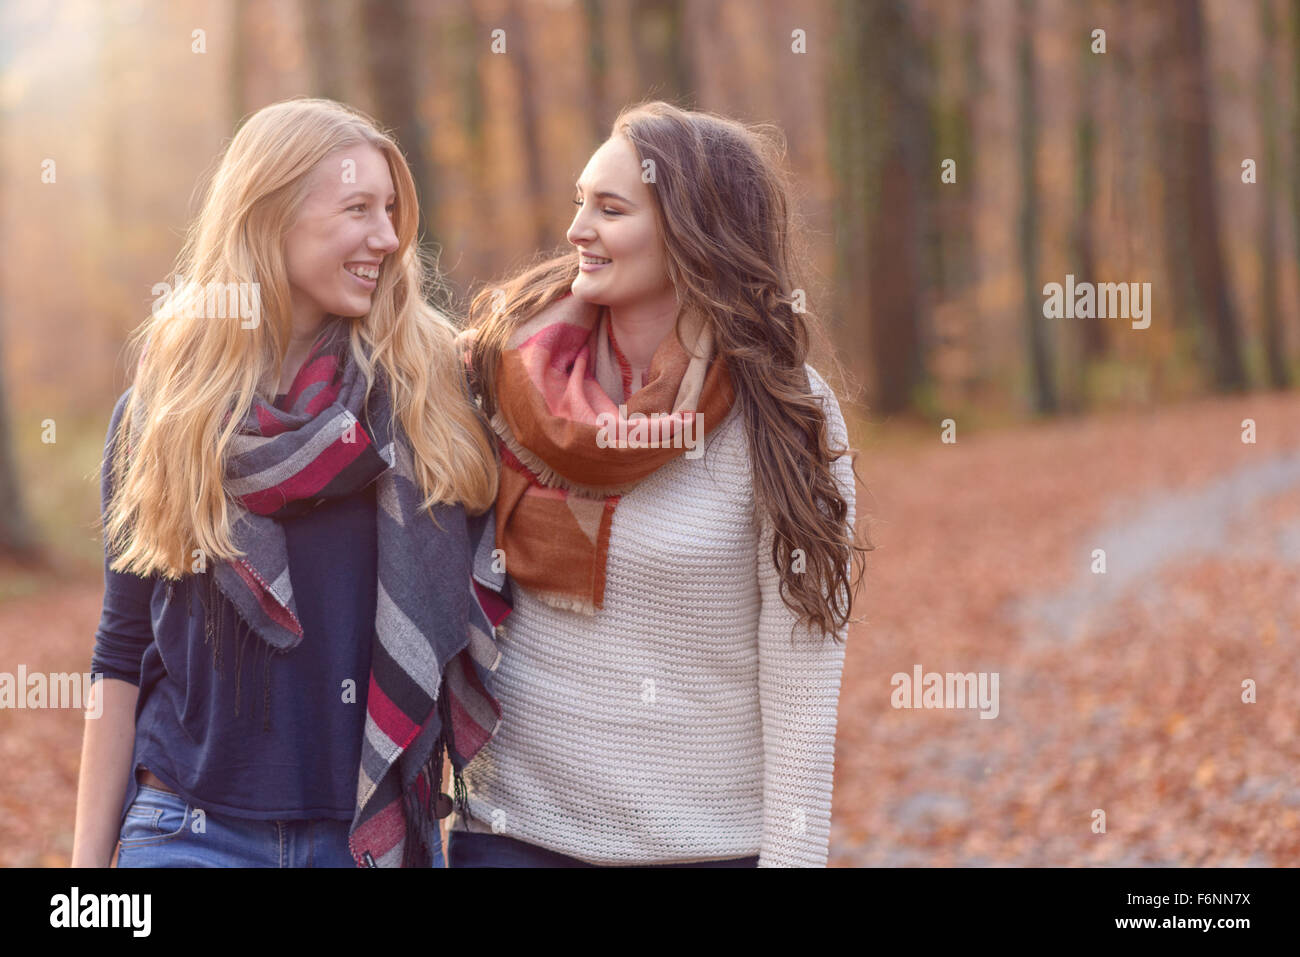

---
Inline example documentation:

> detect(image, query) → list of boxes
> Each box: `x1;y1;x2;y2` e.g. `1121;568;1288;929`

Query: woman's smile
344;260;380;289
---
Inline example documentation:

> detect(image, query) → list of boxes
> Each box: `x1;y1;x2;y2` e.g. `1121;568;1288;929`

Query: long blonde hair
105;98;498;579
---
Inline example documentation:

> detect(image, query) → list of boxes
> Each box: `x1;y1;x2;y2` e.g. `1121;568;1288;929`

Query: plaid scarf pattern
489;293;735;615
143;317;512;867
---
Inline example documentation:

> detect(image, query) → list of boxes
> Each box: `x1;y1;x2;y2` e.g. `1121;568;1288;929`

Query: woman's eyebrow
575;183;635;206
340;190;397;203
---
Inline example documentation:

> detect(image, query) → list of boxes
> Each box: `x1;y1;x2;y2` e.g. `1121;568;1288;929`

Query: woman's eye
349;204;366;212
573;198;620;216
385;204;395;215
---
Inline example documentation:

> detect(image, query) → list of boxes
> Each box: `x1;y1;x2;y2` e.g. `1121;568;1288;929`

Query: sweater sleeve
754;365;856;867
88;389;157;686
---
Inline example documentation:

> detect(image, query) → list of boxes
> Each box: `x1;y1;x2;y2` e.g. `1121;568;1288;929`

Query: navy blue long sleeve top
90;389;377;826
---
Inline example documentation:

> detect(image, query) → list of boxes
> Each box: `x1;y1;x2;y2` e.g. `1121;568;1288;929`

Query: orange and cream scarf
490;292;735;614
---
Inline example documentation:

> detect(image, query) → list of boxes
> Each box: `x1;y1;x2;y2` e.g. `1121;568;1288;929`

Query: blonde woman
453;101;868;867
71;98;510;869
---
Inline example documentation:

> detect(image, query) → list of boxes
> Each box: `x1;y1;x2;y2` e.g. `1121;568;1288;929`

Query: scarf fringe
195;570;277;732
395;685;479;867
401;746;441;868
439;686;475;822
523;588;598;616
490;410;647;499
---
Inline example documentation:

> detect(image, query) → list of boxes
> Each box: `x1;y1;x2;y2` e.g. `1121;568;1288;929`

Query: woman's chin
334;298;373;318
571;277;609;305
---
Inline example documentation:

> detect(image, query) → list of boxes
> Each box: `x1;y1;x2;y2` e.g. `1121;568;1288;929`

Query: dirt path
3;391;1298;866
830;391;1300;866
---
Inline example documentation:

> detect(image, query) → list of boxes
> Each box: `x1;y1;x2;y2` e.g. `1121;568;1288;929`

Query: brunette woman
452;101;867;868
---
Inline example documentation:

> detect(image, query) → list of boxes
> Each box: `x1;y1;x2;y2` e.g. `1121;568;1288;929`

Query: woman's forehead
309;145;393;195
579;136;640;187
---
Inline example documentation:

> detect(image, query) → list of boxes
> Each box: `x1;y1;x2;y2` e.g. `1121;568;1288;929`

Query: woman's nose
371;218;399;254
566;208;594;247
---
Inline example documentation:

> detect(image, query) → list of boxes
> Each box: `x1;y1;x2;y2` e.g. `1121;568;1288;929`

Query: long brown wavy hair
466;100;871;642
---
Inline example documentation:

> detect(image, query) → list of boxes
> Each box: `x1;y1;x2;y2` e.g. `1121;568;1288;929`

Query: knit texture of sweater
449;364;856;867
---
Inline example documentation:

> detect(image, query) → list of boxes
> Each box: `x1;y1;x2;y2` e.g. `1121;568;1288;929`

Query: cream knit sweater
449;364;855;867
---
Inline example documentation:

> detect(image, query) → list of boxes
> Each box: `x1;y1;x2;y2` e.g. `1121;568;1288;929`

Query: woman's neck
276;312;331;395
607;294;678;394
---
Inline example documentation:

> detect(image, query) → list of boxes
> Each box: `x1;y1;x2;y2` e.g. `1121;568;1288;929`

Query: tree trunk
446;1;487;185
301;0;343;103
504;0;549;251
1072;2;1106;364
831;0;928;415
361;0;438;248
958;0;984;398
0;338;34;556
828;0;873;395
583;0;610;142
0;28;34;555
1287;0;1300;381
932;1;977;301
1258;0;1288;387
1167;0;1248;391
629;0;692;103
1152;6;1199;354
1017;0;1057;414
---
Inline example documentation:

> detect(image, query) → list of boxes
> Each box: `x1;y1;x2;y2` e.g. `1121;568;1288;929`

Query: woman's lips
344;265;378;289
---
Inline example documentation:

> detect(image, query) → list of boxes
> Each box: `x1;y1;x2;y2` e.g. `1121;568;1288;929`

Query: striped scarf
166;317;511;867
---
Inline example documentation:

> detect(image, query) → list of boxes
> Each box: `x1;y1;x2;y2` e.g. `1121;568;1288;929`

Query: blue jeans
115;784;445;868
447;829;758;868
